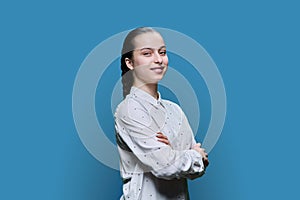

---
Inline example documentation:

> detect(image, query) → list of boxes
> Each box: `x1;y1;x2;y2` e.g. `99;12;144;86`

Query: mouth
150;66;165;73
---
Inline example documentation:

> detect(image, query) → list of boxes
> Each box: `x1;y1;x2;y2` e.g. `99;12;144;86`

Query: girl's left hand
192;143;209;168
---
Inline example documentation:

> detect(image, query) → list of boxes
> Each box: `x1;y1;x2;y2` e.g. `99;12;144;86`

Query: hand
192;143;209;168
156;132;171;146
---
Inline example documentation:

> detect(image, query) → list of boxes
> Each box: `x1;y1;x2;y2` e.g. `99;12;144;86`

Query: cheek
164;56;169;65
132;55;150;67
133;64;148;76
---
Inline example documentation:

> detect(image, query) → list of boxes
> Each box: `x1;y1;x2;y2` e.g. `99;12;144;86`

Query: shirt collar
130;86;163;106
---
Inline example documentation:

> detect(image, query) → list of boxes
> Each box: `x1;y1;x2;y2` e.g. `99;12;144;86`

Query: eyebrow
138;46;167;51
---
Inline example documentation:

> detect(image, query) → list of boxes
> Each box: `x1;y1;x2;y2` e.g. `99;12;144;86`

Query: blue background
1;0;299;199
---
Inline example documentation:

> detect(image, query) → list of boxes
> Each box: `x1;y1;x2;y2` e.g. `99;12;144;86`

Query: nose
154;51;163;64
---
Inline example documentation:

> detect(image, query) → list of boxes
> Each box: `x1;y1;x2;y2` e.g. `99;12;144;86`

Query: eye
159;50;167;56
141;50;152;56
143;52;151;56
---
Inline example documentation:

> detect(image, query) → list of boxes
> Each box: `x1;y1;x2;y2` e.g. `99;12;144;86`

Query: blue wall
1;0;299;199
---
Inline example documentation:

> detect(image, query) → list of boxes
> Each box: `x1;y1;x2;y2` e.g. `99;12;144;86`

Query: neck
133;83;158;99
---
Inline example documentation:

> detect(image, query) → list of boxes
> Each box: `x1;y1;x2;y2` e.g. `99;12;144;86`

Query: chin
145;74;165;84
147;78;162;84
153;76;164;83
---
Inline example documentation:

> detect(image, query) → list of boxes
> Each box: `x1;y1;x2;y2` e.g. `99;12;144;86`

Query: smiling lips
150;66;165;73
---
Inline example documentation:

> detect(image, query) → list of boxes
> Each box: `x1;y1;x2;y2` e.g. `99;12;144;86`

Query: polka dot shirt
114;86;205;200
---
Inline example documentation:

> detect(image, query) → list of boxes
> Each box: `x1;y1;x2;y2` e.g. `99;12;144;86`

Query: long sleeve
115;98;205;180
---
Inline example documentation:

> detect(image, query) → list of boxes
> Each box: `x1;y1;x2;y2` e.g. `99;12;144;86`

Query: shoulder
114;95;151;126
162;99;183;115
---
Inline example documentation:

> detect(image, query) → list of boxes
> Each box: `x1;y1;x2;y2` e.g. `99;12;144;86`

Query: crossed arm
156;132;209;169
115;101;209;180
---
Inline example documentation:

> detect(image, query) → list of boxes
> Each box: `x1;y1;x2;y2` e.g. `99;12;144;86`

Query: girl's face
125;32;168;86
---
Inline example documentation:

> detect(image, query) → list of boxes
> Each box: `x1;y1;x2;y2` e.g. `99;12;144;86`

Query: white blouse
114;86;205;200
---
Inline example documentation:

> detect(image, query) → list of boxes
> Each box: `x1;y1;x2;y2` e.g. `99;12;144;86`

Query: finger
157;139;170;145
156;132;165;136
200;148;207;154
156;134;168;139
193;143;200;148
203;156;209;162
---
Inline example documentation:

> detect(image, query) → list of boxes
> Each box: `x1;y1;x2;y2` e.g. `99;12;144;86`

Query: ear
125;58;134;70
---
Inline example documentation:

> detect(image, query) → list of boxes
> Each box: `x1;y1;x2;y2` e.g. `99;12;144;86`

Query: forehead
133;32;165;50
